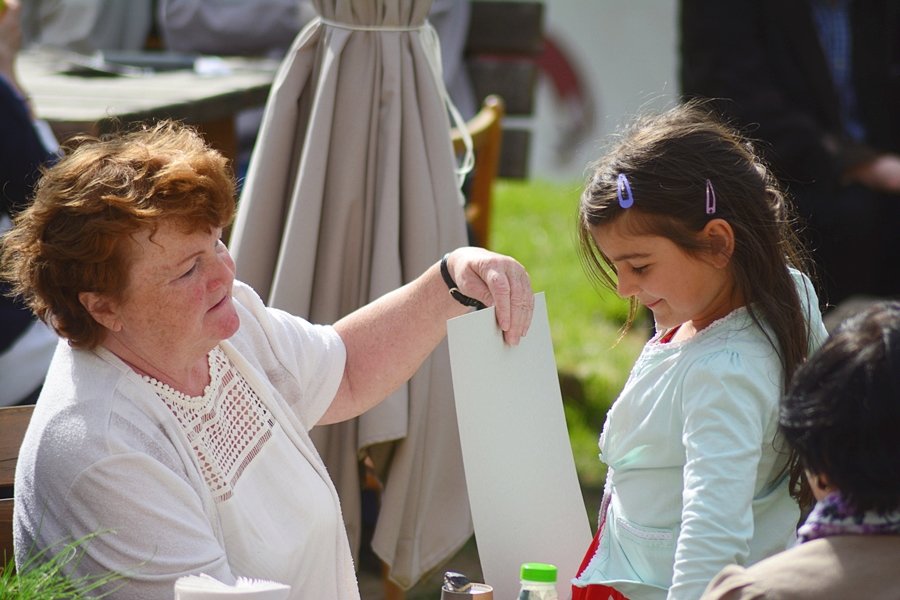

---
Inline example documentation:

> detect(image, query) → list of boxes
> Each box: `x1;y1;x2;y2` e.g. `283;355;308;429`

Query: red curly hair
0;120;236;349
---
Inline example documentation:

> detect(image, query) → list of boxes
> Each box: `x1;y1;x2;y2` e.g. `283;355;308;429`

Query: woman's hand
443;247;534;345
323;247;535;425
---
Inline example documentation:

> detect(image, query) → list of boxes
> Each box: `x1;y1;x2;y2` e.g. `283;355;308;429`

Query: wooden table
16;49;279;165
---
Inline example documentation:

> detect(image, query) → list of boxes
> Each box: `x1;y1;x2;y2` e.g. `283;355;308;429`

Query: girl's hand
444;247;534;345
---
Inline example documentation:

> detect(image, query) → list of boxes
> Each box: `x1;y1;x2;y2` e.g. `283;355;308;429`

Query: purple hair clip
617;173;634;209
705;178;716;215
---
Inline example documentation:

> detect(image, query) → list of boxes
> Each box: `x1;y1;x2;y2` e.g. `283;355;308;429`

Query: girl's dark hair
578;101;816;503
780;301;900;515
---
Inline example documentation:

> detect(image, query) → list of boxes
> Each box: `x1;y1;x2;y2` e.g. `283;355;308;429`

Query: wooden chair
0;404;35;571
452;94;505;249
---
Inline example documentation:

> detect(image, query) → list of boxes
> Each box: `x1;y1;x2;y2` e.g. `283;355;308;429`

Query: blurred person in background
157;0;475;115
19;0;153;54
680;0;900;312
156;0;476;181
0;0;58;407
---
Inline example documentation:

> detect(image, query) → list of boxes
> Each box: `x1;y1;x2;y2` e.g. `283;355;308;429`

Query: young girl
570;103;829;600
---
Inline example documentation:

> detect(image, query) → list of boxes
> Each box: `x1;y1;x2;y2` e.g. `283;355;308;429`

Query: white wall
528;0;680;181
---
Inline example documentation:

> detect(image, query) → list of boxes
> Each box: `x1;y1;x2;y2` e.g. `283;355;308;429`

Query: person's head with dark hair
780;301;900;517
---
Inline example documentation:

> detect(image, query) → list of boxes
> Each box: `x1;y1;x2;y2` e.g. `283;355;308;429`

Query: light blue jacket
574;271;828;600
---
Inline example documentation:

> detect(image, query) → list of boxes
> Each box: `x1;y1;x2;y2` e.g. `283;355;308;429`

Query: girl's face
591;216;741;333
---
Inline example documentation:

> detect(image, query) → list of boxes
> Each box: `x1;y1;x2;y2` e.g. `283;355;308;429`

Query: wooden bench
0;404;35;571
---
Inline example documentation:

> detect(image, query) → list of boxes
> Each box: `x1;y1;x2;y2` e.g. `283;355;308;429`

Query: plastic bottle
516;562;558;600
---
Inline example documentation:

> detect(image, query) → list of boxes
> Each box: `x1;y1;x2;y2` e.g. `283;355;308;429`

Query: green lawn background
489;179;647;488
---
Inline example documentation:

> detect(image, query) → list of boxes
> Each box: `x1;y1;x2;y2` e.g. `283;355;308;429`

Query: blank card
447;292;591;599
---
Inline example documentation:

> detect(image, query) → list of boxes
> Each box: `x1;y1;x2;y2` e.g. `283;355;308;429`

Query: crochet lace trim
145;346;275;503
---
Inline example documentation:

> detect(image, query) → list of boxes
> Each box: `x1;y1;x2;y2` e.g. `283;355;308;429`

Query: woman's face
104;219;239;360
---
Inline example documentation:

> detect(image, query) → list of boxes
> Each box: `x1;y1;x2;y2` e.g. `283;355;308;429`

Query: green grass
489;179;647;488
0;533;123;599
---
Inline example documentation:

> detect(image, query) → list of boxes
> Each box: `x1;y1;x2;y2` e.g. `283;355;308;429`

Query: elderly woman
703;301;900;599
0;121;534;599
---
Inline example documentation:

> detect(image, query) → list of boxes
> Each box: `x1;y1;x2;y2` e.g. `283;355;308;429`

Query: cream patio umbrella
227;0;473;589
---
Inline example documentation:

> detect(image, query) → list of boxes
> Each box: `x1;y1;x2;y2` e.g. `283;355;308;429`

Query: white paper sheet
447;292;592;599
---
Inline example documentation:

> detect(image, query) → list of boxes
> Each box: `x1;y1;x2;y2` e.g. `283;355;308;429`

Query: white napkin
174;573;291;599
